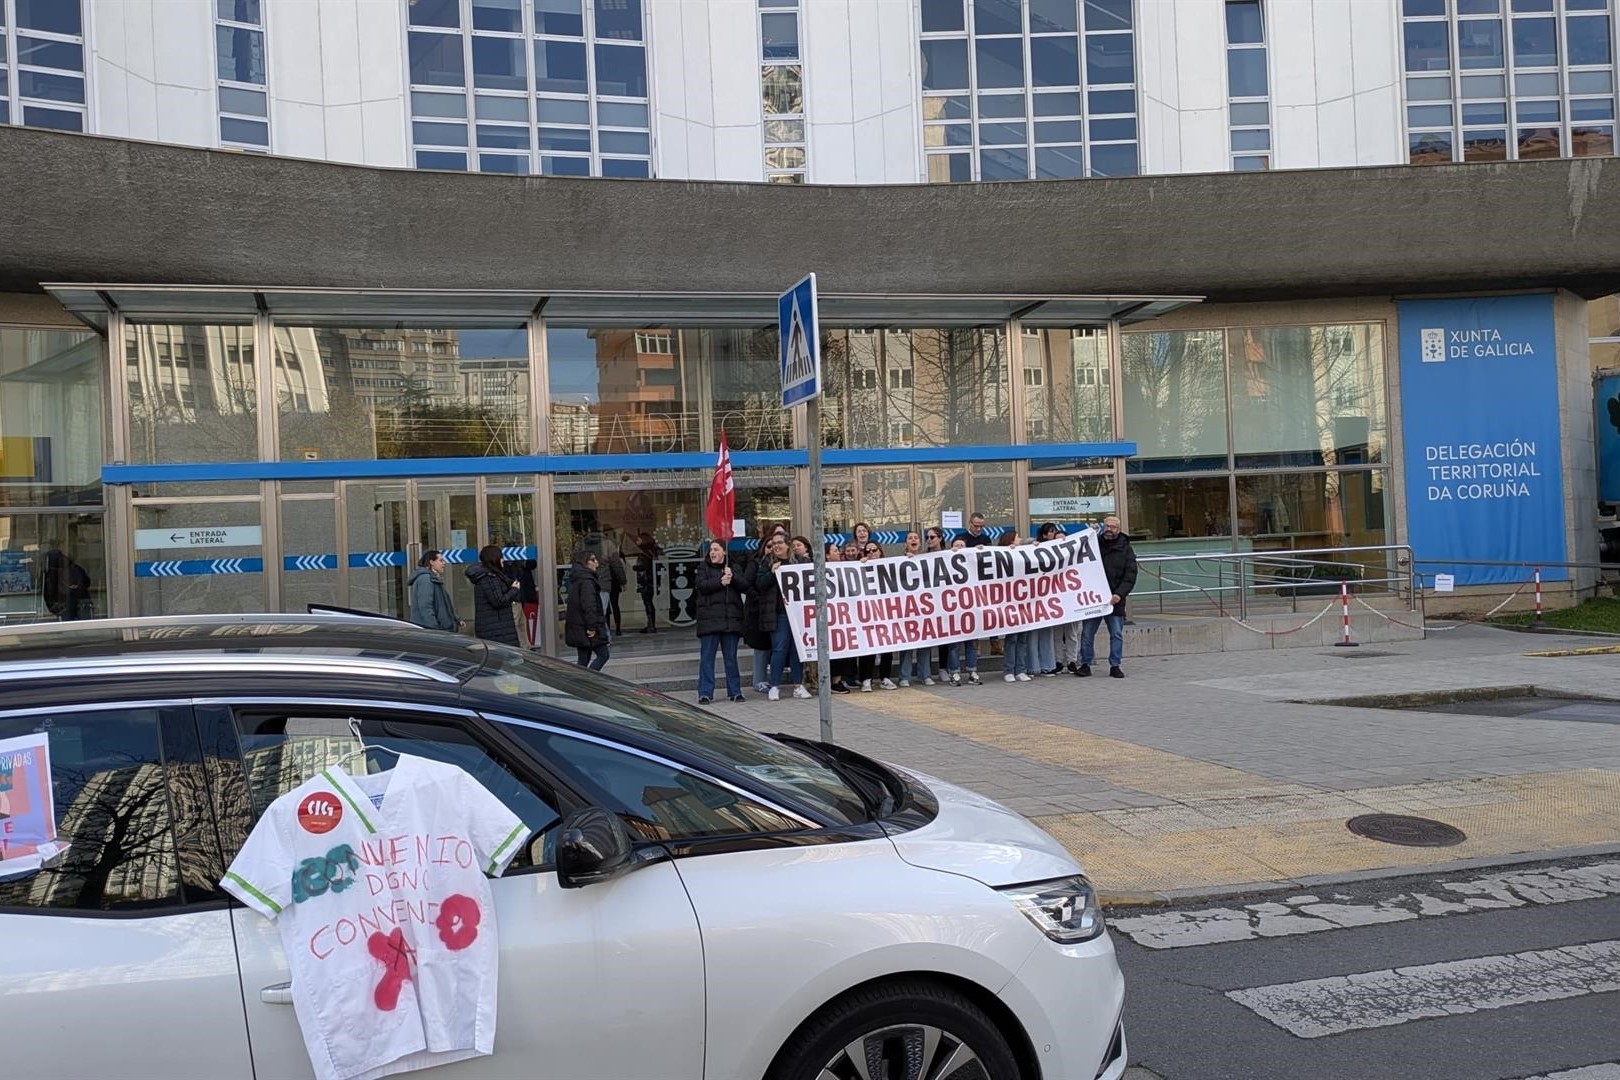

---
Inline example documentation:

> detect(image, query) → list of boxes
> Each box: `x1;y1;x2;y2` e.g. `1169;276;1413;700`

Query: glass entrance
0;510;105;625
340;479;481;624
553;476;706;650
549;469;791;659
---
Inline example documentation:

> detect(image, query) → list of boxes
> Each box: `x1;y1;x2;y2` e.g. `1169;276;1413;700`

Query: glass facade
215;0;269;149
821;328;1012;447
1403;0;1617;163
1120;321;1390;574
760;0;807;182
0;0;87;132
125;322;260;464
1593;291;1620;370
1;291;1406;643
920;0;1138;181
1020;327;1111;441
407;0;652;176
274;324;531;460
0;325;103;626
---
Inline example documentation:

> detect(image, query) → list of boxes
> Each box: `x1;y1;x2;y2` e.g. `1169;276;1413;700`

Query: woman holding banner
998;532;1033;682
894;531;936;687
755;533;810;701
1031;522;1063;677
694;539;747;704
745;522;786;693
825;543;855;694
943;536;982;685
856;540;897;691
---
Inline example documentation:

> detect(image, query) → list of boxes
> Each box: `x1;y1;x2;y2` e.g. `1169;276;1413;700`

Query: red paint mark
435;893;481;951
367;928;415;1011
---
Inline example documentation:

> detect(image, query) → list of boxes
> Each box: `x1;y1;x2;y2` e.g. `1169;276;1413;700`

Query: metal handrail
1130;544;1416;620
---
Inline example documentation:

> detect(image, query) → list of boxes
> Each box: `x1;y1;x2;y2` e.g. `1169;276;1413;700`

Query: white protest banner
775;531;1114;661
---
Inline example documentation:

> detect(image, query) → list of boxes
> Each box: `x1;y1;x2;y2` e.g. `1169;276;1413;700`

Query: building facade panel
3;1;1617;182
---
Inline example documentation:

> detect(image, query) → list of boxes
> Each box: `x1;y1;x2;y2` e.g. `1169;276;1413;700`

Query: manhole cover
1345;814;1466;847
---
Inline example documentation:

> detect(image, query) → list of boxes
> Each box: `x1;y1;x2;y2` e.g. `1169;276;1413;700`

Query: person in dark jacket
633;530;661;633
1077;516;1139;679
564;549;610;670
407;550;463;632
504;552;539;648
693;539;747;703
41;549;91;621
464;544;520;646
745;523;787;692
755;533;808;700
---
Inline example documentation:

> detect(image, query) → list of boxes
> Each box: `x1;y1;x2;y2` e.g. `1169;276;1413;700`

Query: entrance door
340;480;482;623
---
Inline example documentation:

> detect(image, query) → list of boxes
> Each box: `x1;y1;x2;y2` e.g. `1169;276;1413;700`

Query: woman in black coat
564;549;610;670
464;544;520;646
693;539;747;703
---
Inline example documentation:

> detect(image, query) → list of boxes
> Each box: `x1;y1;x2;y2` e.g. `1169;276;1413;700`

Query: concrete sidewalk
694;625;1620;903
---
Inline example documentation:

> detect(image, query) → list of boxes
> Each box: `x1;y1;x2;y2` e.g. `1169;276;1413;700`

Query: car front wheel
769;979;1023;1080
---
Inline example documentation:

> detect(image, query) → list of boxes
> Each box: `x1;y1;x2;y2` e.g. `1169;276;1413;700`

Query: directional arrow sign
135;526;262;550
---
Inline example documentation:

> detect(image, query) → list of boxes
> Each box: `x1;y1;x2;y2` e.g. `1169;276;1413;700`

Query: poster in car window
0;732;67;881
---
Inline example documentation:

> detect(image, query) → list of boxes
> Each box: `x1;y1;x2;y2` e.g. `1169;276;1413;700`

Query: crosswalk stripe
1111;860;1620;949
1227;939;1620;1038
1519;1066;1620;1080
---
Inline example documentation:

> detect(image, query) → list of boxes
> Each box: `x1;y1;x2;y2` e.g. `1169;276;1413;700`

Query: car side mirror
555;807;635;889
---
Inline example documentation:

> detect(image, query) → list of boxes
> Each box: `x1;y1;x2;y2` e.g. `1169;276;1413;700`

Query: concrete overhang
3;126;1618;307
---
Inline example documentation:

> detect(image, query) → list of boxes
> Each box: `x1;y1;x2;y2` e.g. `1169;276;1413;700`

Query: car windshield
470;652;870;825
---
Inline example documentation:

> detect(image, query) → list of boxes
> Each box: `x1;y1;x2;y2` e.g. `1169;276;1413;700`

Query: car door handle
260;982;293;1005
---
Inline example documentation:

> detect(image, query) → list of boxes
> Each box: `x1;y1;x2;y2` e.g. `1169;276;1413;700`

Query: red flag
705;430;735;541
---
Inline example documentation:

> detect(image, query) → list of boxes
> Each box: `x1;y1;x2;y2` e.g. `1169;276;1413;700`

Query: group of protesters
692;512;1138;705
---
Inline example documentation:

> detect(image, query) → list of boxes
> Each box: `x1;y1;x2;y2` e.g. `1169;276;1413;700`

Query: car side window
0;707;185;912
225;707;563;871
506;726;806;842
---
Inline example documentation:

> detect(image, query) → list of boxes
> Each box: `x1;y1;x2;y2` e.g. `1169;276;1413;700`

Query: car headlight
998;875;1105;943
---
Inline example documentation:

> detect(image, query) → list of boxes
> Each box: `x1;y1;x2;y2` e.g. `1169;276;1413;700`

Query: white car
0;615;1126;1080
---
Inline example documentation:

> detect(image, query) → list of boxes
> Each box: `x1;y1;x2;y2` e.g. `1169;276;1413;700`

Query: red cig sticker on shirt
297;792;344;834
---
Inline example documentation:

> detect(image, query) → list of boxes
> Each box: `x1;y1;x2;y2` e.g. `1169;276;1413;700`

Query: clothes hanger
330;717;403;776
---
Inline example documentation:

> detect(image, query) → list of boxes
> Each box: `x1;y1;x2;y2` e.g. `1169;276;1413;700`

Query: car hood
885;767;1087;888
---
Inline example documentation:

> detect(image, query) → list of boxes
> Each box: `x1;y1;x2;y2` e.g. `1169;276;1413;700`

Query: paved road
1111;856;1620;1080
734;624;1620;897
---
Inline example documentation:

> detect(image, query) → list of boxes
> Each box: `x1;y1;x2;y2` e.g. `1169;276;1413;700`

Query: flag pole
806;394;833;743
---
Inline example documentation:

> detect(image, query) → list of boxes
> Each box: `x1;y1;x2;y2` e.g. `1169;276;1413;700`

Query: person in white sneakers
942;537;981;685
755;533;811;700
998;531;1033;682
894;531;936;687
854;539;897;690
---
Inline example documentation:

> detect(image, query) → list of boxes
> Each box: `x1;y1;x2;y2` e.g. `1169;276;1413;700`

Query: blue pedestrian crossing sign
779;273;820;408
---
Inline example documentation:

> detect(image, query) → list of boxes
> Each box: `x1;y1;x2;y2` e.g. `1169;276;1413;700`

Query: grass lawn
1492;595;1620;634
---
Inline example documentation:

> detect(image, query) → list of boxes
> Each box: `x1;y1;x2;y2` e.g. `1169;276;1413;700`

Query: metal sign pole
806;395;832;743
781;272;831;743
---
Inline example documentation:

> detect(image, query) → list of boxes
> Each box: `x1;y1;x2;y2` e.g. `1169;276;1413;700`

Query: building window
0;0;88;132
760;0;807;182
1225;0;1271;170
920;0;1138;182
1403;0;1616;164
405;0;653;178
214;0;269;150
634;331;674;354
